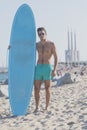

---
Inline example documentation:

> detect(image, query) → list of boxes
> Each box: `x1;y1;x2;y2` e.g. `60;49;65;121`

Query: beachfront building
65;30;80;66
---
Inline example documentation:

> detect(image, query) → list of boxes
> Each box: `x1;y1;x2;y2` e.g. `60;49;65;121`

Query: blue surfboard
8;4;36;116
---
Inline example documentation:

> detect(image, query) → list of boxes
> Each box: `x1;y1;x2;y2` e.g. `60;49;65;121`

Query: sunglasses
38;33;45;36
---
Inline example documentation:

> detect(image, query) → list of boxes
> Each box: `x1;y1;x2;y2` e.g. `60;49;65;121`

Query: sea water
0;73;8;83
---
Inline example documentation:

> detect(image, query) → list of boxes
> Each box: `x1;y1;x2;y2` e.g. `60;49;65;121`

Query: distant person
34;27;58;112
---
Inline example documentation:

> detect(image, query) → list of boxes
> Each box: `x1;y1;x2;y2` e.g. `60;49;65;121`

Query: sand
0;71;87;130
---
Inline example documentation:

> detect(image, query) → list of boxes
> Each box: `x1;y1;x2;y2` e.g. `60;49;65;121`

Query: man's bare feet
33;108;40;113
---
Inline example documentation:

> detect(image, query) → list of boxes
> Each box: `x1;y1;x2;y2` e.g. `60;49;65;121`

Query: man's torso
36;41;54;64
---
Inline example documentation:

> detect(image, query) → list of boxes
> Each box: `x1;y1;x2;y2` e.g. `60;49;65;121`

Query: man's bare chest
37;45;51;53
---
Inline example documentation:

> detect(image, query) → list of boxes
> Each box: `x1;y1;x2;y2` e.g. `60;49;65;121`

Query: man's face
38;30;46;41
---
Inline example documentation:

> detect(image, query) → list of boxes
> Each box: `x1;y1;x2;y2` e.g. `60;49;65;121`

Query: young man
34;27;58;112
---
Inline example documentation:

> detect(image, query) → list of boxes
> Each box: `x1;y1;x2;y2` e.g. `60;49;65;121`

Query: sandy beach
0;68;87;130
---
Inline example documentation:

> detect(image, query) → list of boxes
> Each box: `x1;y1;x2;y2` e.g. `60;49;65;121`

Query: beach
0;68;87;130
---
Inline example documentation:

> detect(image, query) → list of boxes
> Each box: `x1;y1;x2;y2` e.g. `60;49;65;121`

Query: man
34;27;58;112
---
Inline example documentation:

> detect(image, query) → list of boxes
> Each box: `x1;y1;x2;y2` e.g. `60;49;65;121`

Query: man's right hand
8;45;11;50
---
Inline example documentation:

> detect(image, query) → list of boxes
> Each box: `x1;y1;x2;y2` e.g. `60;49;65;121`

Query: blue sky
0;0;87;67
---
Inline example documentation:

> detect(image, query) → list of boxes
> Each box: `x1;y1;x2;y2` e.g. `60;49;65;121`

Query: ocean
0;73;8;83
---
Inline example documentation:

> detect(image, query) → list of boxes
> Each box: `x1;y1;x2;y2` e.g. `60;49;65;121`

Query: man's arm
36;42;38;50
52;43;58;76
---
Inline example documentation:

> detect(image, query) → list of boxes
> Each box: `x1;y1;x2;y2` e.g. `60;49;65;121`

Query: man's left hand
51;70;56;77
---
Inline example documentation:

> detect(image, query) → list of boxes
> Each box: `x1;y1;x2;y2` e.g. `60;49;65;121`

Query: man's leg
34;80;42;111
44;80;51;110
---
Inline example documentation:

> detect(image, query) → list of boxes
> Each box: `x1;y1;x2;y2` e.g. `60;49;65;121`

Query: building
65;30;80;65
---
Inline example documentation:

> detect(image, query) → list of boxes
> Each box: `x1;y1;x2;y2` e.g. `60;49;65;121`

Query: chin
41;38;46;41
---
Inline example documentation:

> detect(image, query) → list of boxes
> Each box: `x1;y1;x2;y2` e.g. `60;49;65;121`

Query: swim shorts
34;64;53;80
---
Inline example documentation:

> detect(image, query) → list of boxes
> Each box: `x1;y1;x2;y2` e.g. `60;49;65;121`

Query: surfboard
8;4;36;116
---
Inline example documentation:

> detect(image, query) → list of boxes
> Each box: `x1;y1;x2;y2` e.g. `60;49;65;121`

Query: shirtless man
34;27;58;112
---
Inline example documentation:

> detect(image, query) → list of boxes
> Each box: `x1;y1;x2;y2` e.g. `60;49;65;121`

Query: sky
0;0;87;67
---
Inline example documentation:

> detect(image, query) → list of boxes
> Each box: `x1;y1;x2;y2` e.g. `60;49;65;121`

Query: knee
45;86;50;92
34;86;40;92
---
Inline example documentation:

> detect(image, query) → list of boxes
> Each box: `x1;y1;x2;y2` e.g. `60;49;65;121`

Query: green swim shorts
34;64;53;80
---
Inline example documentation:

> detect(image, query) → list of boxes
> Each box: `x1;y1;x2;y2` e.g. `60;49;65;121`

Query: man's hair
37;27;47;34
